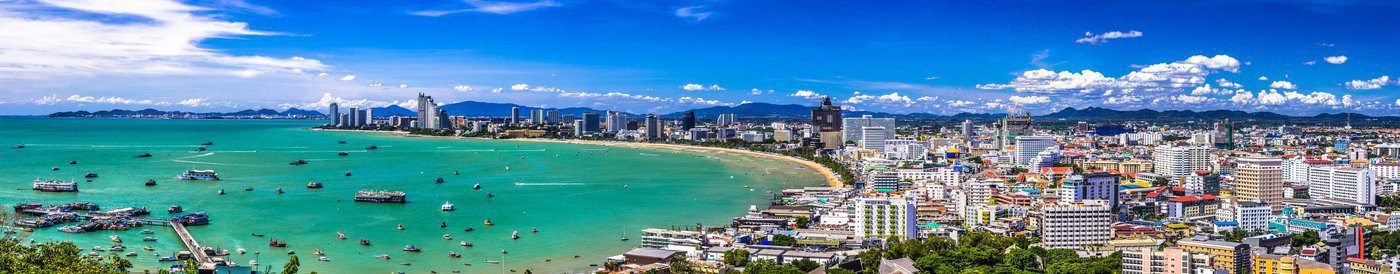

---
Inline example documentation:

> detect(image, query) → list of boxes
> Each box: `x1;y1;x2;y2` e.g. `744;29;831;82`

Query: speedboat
307;182;323;189
441;202;455;211
126;252;137;257
237;248;246;254
145;179;157;186
483;219;493;226
244;187;253;192
51;167;59;171
473;183;481;190
442;234;452;240
314;249;324;256
402;245;421;252
144;246;154;251
143;237;157;242
337;152;349;156
337;140;346;144
92;246;106;251
276;187;284;194
195;147;206;152
463;227;474;232
68;160;77;165
448;252;462;258
110;235;122;243
218;189;225;195
344;171;352;177
365;145;377;150
359;239;371;246
251;233;264;237
460;241;472;247
440;221;447;228
141;229;154;234
201;141;213;146
531;227;537;233
434;177;444;184
396;224;404;230
511;231;519;240
319;256;330;262
337;232;346;240
375;254;390;260
13;145;25;149
111;245;126;251
85;172;99;178
289;160;309;166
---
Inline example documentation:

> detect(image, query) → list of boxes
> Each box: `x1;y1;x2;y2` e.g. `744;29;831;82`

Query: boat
250;233;264;237
624;184;629;189
441;201;455;211
84;172;98;178
13;145;24;149
92;246;105;251
442;234;451;240
144;246;154;251
177;170;219;181
359;239;371;246
195;147;206;152
487;193;494;198
435;177;445;184
396;224;404;230
244;187;253;191
459;241;471;247
337;140;346;144
143;237;157;242
402;245;421;252
453;170;459;175
365;145;377;150
249;259;258;266
463;227;474;232
141;229;153;234
485;260;501;264
449;252;461;258
110;235;122;243
440;221;447;228
111;245;126;251
344;171;352;176
68;160;77;165
87;252;99;257
473;183;481;190
313;249;324;256
307;182;323;189
531;227;537;233
375;254;390;260
145;179;157;186
236;248;245;254
355;190;407;203
268;239;286;247
337;151;349;156
276;187;284;194
287;250;295;255
289;159;309;166
173;212;209;226
318;256;330;262
218;189;225;195
511;231;519;240
201;141;213;146
505;166;510;171
483;219;493;226
51;167;59;171
337;232;346;240
134;153;152;158
33;179;78;192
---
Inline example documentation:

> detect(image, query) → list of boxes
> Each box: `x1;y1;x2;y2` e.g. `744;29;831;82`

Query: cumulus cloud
1269;81;1298;90
411;0;562;16
367;82;382;87
1345;76;1392;90
681;83;725;91
789;90;826;100
339;75;357;81
1323;55;1348;65
1230;89;1351;107
977;55;1241;100
749;88;762;95
1008;95;1050;105
1215;78;1242;89
399;84;408;88
675;6;712;21
177;98;209;107
1075;30;1144;45
511;84;530;91
32;94;62;105
0;0;326;78
62;94;167;106
279;93;397;110
1258;76;1269;81
453;85;474;92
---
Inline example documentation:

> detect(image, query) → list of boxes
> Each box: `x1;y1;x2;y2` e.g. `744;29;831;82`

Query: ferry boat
84;172;99;178
354;190;407;203
172;212;209;226
289;159;309;166
33;180;78;192
441;202;455;211
307;182;323;189
145;179;157;186
134;153;152;158
177;170;219;181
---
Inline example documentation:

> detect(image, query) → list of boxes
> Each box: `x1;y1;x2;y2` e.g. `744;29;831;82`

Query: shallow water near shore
0;117;824;273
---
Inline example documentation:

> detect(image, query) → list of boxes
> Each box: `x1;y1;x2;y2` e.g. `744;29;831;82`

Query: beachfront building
854;196;917;240
581;112;601;133
640;228;705;251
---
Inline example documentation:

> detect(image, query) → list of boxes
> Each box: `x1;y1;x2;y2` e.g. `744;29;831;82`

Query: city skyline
3;0;1400;115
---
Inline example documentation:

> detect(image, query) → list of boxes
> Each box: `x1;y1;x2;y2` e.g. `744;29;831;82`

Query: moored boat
289;159;309;166
402;245;421;252
134;153;152;158
33;180;78;192
354;190;406;203
84;172;98;178
177;170;219;181
441;201;455;211
307;182;323;188
168;205;182;213
268;239;286;247
145;179;157;186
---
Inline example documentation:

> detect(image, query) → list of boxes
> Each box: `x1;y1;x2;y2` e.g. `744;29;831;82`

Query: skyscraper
1014;136;1057;168
681;111;696;130
1153;145;1212;178
415;93;442;129
1040;201;1113;250
1235;157;1284;212
842;115;896;144
581;111;600;133
811;97;842;132
859;126;886;151
998;111;1034;149
328;102;340;126
604;111;627;133
546;110;560;124
510;107;520;125
530;109;544;125
716;113;736;126
961;119;973;143
644;115;662;140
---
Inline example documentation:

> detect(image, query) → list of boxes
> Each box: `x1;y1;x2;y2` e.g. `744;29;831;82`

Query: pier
18;208;218;271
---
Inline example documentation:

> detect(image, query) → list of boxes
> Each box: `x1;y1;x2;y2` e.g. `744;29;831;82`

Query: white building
842;115;896;144
854;196;917;239
1284;157;1335;183
860;126;887;152
1370;163;1400;180
1040;201;1113;250
883;139;927;160
1152;145;1211;179
1233;201;1272;232
1308;166;1376;205
1014;136;1057;169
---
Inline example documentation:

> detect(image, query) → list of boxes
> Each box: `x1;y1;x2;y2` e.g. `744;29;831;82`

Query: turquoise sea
0;118;824;273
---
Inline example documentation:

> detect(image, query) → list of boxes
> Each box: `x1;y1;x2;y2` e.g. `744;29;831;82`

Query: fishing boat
289;159;309;166
177;170;219;181
110;235;122;243
402;245;421;252
434;177;444;184
337;151;349;156
201;141;213;146
268;239;286;247
442;234;451;240
84;172;99;178
307;182;323;189
511;231;519;240
134;153;152;158
359;239;372;246
460;241;472;247
473;183;481;190
145;179;157;186
441;201;455;211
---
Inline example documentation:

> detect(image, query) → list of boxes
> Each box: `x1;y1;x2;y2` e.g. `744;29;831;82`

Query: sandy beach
501;138;845;188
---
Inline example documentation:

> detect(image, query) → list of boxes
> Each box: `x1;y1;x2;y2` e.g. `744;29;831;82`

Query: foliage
771;234;798;246
0;238;132;273
852;233;1119;274
1291;230;1320;248
282;255;300;274
1220;229;1266;243
790;259;822;272
1379;195;1400;211
668;255;694;274
722;249;751;267
1366;229;1400;258
794;216;811;229
742;259;805;274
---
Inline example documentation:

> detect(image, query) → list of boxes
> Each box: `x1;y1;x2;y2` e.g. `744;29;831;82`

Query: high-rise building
998;112;1034;149
530;109;545;125
811;97;842;132
854;196;917;239
1040;201;1113;250
510;107;520;125
347;107;360;127
1184;170;1221;195
604;111;627;133
1235;157;1285;212
546;110;560;124
843;115;896;144
1153;145;1212;178
1123;247;1213;274
859;126;886;151
1307;166;1375;205
415;93;442;129
1014;136;1057;168
1059;172;1121;210
716;113;737;126
1177;240;1251;274
961;119;974;143
681;111;696;130
581;112;600;133
328;102;340;126
644;115;662;140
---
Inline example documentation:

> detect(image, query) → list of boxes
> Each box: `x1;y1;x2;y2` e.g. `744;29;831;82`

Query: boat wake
176;152;216;159
638;153;660;157
512;182;585;186
170;159;258;166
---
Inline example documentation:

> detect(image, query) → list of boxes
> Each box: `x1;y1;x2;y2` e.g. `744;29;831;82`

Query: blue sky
2;0;1399;115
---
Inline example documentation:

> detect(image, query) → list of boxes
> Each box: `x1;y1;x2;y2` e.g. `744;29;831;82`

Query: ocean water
0;118;824;273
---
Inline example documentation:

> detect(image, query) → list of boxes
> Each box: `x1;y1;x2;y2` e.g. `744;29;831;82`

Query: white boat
441;201;455;211
511;231;519;240
318;256;329;262
376;254;391;260
237;248;246;254
177;170;220;181
32;179;78;192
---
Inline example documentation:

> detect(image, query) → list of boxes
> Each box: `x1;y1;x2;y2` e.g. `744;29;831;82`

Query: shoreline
312;128;843;187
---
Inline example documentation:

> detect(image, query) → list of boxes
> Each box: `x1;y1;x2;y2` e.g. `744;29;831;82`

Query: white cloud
1172;94;1211;104
789;90;826;100
339;75;357;81
0;0;326;78
749;88;762;95
177;98;208;107
1075;30;1144;45
1230;89;1350;107
1303;61;1317;65
367;82;382;87
1258;76;1269;81
681;83;725;91
32;94;61;105
1269;81;1298;90
411;0;562;16
399;84;408;88
453;85;474;92
279;93;396;110
1324;55;1348;65
511;84;530;91
1345;76;1392;90
63;94;166;105
675;6;712;21
977;55;1240;99
1215;78;1242;89
1008;95;1050;105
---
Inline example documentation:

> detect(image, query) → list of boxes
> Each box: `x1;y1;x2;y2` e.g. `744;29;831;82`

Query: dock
18;208;218;271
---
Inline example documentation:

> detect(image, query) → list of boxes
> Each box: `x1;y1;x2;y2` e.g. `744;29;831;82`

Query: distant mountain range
47;103;1397;124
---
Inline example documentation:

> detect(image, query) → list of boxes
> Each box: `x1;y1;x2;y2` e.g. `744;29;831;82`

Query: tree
793;216;811;229
668;255;694;274
742;259;804;274
789;259;821;272
771;234;798;246
0;238;133;273
1000;249;1040;271
282;255;300;274
1291;230;1321;248
722;249;751;267
603;260;622;272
